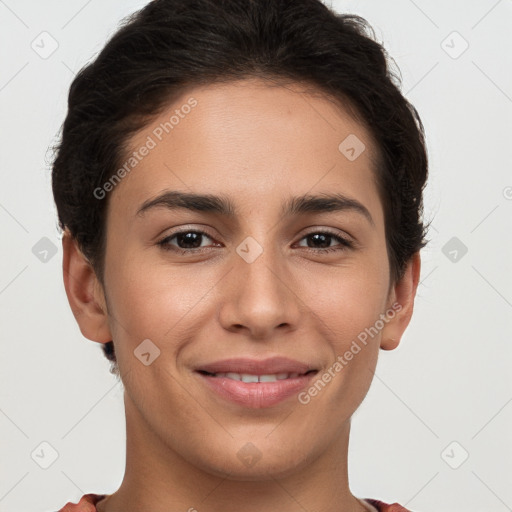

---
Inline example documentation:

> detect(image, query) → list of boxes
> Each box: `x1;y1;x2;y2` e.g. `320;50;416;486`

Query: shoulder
57;495;412;512
364;498;414;512
57;494;107;512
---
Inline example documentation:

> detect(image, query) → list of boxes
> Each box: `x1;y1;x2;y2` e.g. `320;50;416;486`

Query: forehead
107;78;381;221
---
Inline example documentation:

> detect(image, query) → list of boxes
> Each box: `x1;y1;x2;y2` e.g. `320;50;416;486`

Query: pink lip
195;357;318;408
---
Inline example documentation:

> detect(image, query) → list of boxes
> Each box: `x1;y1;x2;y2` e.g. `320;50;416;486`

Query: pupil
309;233;330;248
178;232;202;249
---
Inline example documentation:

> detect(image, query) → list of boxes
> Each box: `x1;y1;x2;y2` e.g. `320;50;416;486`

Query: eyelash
156;229;354;255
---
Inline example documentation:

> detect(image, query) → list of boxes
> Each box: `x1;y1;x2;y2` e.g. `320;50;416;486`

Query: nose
218;240;302;339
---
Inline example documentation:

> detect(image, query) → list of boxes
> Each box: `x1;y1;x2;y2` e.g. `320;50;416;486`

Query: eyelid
299;226;353;240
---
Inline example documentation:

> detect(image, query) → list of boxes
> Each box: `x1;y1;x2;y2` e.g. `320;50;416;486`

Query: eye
156;228;354;255
295;231;354;253
157;229;217;253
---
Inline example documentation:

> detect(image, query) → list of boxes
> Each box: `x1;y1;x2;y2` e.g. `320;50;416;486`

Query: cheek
302;276;384;416
104;263;206;409
107;255;203;329
299;257;388;399
104;255;222;372
303;259;389;340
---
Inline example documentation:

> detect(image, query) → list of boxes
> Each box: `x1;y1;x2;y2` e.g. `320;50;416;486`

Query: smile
196;367;319;408
199;371;315;382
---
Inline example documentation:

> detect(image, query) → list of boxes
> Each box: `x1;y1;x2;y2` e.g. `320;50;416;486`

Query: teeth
259;374;278;382
210;372;302;382
241;374;259;383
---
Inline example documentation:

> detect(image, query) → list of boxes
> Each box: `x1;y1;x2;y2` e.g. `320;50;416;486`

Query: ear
380;251;421;351
62;229;112;344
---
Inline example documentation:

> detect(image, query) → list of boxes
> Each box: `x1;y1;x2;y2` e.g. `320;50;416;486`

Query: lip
195;357;318;408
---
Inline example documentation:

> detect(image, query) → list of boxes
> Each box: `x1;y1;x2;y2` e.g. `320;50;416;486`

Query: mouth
194;358;319;408
197;369;318;382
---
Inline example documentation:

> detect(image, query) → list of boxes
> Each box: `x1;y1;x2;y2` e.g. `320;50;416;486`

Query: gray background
1;0;511;511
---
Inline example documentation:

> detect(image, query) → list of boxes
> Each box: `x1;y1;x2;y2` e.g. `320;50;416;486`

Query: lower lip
196;372;317;408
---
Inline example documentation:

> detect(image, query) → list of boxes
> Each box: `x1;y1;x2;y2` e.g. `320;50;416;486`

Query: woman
53;0;428;510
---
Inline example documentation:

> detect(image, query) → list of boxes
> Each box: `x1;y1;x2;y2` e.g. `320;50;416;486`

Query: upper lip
196;356;317;375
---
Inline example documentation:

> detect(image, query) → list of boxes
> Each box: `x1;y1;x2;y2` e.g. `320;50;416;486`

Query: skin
62;78;421;512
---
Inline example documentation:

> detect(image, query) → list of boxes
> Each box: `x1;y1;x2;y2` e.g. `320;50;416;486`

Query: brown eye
157;230;216;252
296;231;354;253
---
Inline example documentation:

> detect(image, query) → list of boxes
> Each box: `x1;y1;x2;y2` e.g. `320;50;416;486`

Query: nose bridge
239;235;283;295
219;232;300;337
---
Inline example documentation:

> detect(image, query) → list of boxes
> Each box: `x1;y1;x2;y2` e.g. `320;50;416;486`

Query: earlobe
62;229;112;344
380;252;421;351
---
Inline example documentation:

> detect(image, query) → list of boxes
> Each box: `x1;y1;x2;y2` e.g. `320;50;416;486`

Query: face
72;78;417;480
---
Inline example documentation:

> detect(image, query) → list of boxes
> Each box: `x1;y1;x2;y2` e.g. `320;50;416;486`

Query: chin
192;437;314;481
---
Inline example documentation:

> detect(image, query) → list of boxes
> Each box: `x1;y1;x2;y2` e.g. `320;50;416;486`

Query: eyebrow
136;190;374;226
